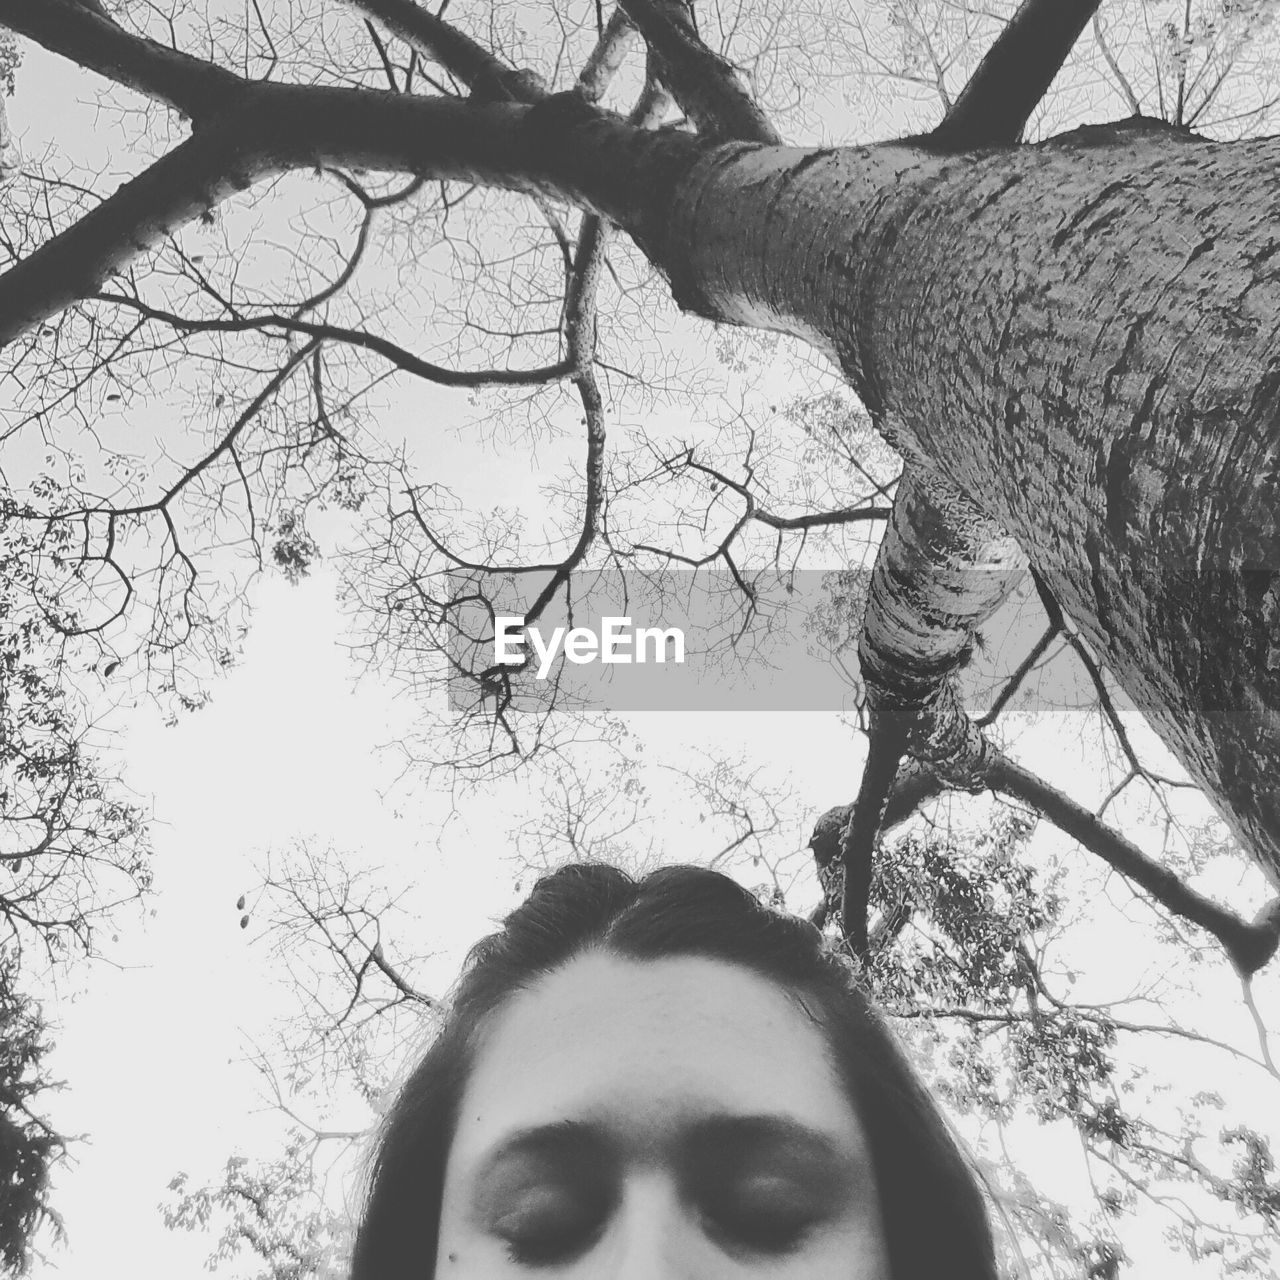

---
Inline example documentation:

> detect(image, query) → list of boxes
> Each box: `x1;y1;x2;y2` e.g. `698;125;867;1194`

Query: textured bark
840;470;1280;974
350;0;547;102
930;0;1100;149
0;92;530;348
0;0;242;119
836;471;1023;955
836;720;906;961
659;121;1280;883
0;9;1275;880
859;471;1026;784
615;0;779;143
0;91;708;350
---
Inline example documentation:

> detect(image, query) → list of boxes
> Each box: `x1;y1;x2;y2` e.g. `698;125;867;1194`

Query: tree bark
859;470;1025;784
0;11;1275;880
652;120;1280;883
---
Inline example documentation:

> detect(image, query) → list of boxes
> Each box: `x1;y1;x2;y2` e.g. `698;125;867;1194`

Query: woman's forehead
450;952;867;1164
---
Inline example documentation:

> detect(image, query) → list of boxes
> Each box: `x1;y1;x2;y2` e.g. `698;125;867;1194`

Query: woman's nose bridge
608;1172;703;1278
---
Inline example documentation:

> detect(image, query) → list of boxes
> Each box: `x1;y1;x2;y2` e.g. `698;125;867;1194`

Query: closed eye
476;1121;616;1266
701;1180;826;1255
491;1186;611;1267
679;1115;863;1257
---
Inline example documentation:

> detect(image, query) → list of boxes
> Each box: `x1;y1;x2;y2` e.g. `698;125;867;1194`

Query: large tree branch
0;0;244;120
0;91;506;346
578;9;638;104
808;756;942;932
616;0;778;143
95;292;573;387
986;753;1280;978
882;760;947;831
857;470;1024;782
837;721;907;963
927;0;1102;150
813;743;1280;978
347;0;546;102
0;88;709;349
812;460;1280;976
809;474;1023;935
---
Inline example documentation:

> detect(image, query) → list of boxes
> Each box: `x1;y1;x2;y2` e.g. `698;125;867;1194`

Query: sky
8;7;1280;1279
25;568;876;1277
27;561;1278;1280
34;571;432;1277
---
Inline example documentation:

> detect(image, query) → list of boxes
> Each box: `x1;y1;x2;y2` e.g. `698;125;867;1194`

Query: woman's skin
435;951;891;1277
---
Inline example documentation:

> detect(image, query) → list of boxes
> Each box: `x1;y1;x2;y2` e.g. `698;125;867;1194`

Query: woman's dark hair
350;862;998;1279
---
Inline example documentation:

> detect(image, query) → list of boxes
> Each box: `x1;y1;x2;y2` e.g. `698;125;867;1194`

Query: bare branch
616;0;779;143
347;0;547;102
882;759;947;831
987;752;1280;978
839;722;907;963
516;216;610;625
679;450;890;530
0;0;244;120
1092;12;1142;117
928;0;1102;149
975;619;1061;727
96;291;573;388
0;87;707;349
578;8;638;103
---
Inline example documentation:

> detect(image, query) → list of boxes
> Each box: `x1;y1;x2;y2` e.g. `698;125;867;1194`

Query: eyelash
502;1223;601;1268
497;1196;820;1266
706;1203;820;1255
497;1203;608;1268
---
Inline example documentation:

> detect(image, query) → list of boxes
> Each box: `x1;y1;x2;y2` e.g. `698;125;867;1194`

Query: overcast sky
28;564;1278;1280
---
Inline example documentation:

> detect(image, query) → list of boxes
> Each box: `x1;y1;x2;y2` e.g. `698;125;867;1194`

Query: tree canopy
3;0;1280;1273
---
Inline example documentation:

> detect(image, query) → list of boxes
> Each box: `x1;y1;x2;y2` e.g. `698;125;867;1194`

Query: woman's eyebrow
682;1115;866;1204
475;1112;848;1181
476;1119;610;1177
687;1113;844;1158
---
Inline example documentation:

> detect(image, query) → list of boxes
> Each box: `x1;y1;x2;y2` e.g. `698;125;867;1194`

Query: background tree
0;482;151;1273
0;957;63;1276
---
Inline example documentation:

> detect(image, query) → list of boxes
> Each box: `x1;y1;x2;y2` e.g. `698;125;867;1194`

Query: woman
350;863;998;1278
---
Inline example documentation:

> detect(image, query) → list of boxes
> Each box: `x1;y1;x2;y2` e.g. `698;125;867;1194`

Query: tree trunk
0;22;1274;879
645;119;1280;881
858;470;1025;784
